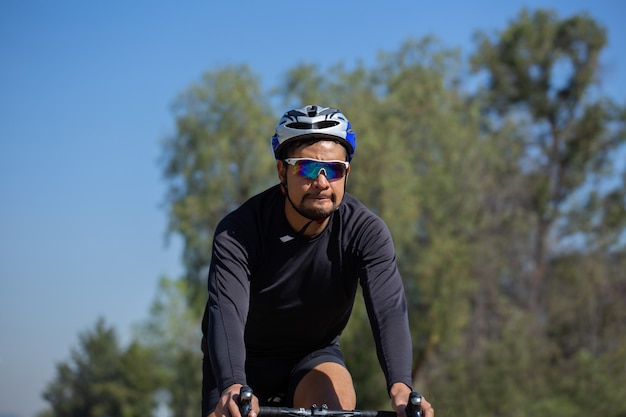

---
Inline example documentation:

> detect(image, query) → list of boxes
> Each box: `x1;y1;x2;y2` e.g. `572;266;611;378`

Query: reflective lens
284;158;349;180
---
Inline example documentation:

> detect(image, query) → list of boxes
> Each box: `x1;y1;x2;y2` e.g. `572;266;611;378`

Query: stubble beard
297;194;337;220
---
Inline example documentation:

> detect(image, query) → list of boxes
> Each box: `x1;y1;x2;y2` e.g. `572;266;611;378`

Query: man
201;105;434;417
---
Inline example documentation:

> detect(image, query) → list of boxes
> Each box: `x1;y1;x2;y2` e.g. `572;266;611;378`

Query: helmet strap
282;180;323;222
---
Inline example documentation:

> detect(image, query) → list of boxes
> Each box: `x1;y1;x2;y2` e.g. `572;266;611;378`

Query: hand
389;383;434;417
417;396;434;417
214;384;259;417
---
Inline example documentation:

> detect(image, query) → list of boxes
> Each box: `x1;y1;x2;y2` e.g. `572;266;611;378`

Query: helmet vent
287;121;339;130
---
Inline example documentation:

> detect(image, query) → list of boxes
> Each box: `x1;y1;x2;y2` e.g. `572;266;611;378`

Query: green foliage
162;65;277;309
471;7;625;280
471;9;606;117
430;8;626;416
466;14;626;362
42;318;164;417
42;7;626;417
134;277;203;417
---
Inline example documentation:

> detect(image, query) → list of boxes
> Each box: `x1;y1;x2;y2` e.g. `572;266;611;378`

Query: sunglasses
284;158;350;181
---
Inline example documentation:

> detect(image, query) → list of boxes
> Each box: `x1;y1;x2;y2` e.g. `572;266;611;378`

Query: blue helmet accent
271;105;356;161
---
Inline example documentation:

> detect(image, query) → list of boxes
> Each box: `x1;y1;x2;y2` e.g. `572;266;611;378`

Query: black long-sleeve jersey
201;184;413;393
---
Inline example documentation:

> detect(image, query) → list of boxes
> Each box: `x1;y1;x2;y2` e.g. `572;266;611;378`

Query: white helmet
271;105;356;161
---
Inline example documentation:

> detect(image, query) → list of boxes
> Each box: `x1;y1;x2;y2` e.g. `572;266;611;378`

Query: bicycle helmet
271;105;356;161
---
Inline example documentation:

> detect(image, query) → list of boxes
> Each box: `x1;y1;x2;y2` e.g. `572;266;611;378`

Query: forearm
205;228;252;390
206;301;248;391
363;279;413;388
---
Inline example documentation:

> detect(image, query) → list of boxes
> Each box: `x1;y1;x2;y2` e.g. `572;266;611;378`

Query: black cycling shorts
202;345;346;415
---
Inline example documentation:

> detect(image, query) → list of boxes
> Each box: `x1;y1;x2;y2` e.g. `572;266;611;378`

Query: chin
300;205;335;220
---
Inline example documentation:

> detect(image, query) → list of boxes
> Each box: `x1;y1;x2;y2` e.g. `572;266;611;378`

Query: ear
276;160;286;184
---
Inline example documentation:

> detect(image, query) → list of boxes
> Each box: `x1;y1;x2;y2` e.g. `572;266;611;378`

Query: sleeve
201;221;252;393
357;216;414;391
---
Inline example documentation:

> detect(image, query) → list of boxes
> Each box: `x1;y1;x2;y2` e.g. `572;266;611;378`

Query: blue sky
1;1;624;416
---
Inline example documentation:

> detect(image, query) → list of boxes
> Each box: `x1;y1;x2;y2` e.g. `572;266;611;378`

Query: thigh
290;348;356;409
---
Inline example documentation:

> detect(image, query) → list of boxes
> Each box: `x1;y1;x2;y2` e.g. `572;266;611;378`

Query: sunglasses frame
283;158;350;180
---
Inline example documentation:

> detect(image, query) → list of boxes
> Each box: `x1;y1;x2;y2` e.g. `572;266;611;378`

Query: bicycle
238;386;423;417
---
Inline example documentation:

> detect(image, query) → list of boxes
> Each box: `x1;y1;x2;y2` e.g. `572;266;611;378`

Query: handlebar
239;386;422;417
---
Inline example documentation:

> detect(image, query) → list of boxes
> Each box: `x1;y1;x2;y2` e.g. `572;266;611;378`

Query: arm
357;217;414;392
202;224;253;415
358;219;434;417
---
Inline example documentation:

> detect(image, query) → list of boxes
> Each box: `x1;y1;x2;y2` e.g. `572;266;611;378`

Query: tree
42;318;163;417
162;65;277;311
134;277;203;417
471;8;626;311
427;8;626;416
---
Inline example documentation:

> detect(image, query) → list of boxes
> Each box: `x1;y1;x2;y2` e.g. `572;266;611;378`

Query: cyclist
202;105;434;417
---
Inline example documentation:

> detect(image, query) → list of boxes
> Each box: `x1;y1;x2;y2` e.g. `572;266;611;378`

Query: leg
293;362;356;410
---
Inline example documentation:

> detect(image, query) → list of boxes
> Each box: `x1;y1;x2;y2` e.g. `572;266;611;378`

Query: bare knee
293;362;356;410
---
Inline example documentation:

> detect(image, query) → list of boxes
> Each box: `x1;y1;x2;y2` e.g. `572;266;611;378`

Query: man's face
279;140;350;221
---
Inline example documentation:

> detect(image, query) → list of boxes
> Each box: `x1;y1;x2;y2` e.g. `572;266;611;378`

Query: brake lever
239;385;254;417
405;392;422;417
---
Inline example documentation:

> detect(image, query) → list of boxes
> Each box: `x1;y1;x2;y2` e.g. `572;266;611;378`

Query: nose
313;171;330;188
